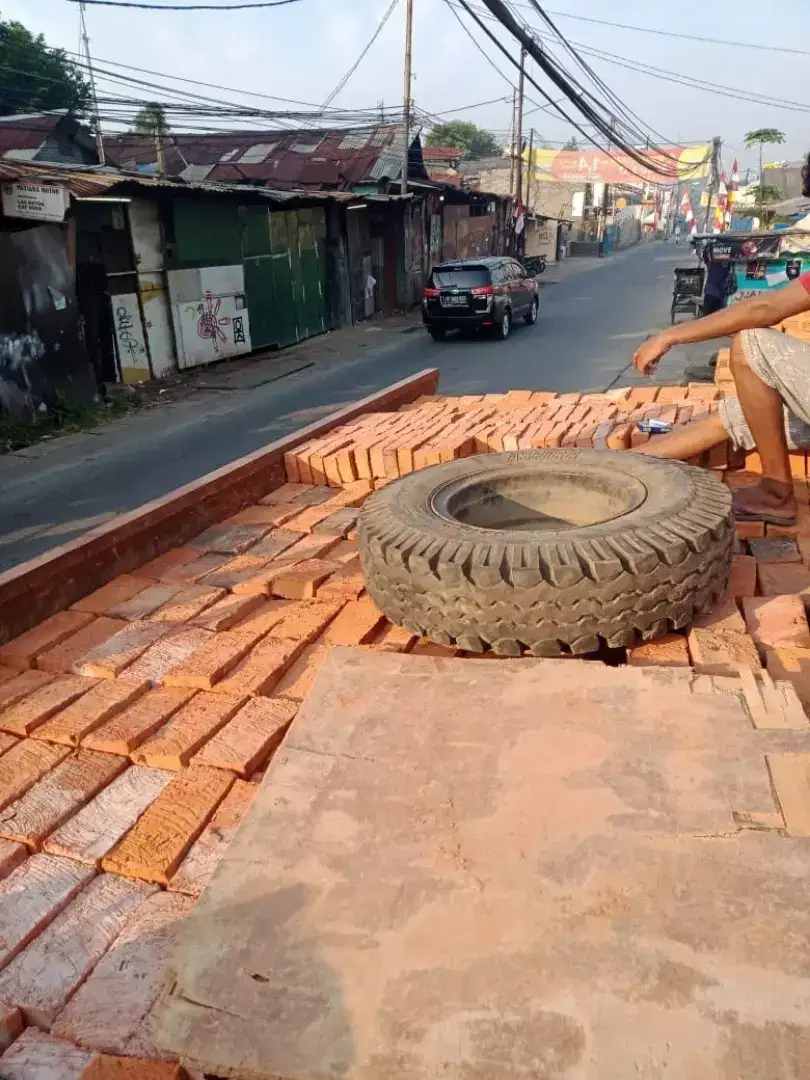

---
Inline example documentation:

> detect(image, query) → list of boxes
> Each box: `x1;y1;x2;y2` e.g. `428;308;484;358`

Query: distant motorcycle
523;254;547;276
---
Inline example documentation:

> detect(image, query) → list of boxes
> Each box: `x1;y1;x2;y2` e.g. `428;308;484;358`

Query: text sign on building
1;181;69;222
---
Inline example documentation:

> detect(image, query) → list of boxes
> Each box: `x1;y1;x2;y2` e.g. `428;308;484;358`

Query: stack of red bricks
284;385;731;486
4;393;810;1076
0;481;436;1077
627;470;810;688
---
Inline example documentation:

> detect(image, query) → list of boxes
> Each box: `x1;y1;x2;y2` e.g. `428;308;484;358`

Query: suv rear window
430;266;491;288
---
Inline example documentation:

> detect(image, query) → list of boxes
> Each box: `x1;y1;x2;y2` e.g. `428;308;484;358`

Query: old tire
358;449;734;656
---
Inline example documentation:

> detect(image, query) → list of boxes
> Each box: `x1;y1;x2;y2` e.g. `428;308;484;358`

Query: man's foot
732;478;798;525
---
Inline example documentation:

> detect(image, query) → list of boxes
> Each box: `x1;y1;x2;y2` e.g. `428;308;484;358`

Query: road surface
0;241;717;572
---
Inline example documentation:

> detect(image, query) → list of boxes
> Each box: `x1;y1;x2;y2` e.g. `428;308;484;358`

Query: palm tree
744;127;786;218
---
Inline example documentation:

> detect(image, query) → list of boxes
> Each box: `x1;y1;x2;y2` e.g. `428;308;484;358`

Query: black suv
422;256;539;341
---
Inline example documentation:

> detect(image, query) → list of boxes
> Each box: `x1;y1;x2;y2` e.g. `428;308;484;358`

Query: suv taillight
470;285;494;296
423;286;439;298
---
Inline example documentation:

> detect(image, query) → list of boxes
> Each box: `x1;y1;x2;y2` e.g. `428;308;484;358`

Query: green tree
562;136;579;151
426;121;500;160
131;102;170;138
744;127;786;215
0;18;91;116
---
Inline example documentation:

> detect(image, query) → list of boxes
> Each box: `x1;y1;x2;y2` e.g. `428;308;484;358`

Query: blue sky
8;0;810;175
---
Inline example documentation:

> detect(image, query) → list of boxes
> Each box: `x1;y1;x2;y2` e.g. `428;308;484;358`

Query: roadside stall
691;229;810;307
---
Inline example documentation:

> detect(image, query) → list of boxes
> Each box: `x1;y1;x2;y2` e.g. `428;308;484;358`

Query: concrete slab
159;651;810;1080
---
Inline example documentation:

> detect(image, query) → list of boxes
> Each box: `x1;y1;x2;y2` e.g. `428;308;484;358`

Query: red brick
160;551;231;584
0;740;69;813
410;640;460;657
32;678;149;746
228;598;290;636
0;749;126;849
318;559;365;600
81;1057;187;1079
227;503;301;527
0;853;93;971
192;697;297;777
0;840;27;882
137;547;198;580
75;620;175;679
373;622;418;651
43;766;173;866
686;626;761;676
0;667;17;688
188;522;270;555
50;891;194;1055
0;674;98;737
743;595;810;652
320;595;385;646
272;644;333;702
627;634;690;668
213;638;306;698
71;575;154;616
735;519;766;541
190;591;265;632
0;873;154;1029
169;779;255;898
748;537;801;564
0;1004;22;1053
118;627;214;686
260;482;322;505
37;618;127;675
726;554;757;599
133;691;246;770
145;584;225;624
200;553;269;591
0;669;54;709
269;557;341;600
692;596;745;633
106;584;183;622
162;630;262;690
757;561;810;599
83;686;197;755
283;503;341;533
312;508;359;538
102;766;233;885
0;611;95;671
766;647;810;710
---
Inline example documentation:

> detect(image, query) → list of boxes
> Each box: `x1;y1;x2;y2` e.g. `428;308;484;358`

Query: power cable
66;0;301;8
322;0;398;109
458;0;699;179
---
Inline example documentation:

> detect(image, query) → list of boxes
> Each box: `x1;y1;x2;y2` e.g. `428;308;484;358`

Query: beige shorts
718;328;810;451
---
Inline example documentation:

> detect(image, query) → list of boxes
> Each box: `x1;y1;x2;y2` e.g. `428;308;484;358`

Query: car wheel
497;309;511;340
428;326;446;341
525;297;538;326
358;450;733;656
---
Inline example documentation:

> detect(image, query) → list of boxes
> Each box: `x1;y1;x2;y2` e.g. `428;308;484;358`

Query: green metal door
296;208;327;340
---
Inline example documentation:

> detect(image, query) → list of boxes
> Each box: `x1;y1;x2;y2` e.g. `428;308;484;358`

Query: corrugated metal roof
0;158;411;206
103;123;427;192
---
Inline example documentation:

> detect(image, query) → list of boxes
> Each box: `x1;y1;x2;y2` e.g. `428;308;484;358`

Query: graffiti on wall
112;294;148;381
195;292;231;351
176;289;251;369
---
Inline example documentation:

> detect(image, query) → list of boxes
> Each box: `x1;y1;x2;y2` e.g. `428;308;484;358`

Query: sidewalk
149;310;424;399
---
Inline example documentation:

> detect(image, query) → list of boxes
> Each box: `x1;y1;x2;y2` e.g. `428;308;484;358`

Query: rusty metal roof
0;158;412;206
0;112;65;157
103;123;427;191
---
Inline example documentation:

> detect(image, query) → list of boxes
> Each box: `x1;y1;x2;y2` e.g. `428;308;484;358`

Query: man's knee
729;334;749;374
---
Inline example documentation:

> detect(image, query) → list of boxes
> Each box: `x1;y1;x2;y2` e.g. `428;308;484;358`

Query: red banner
531;144;712;186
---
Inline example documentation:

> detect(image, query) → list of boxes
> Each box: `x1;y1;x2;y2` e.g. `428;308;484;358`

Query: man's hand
633;333;674;376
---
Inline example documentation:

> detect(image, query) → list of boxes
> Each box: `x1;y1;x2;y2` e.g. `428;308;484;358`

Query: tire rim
501;312;510;337
530;299;538;323
431;463;648;533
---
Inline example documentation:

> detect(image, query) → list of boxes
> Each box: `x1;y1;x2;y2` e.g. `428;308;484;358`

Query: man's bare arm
633;279;810;374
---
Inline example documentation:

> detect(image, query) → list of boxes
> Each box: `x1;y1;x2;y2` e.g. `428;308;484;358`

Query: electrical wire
457;0;700;179
321;0;398;109
66;0;302;8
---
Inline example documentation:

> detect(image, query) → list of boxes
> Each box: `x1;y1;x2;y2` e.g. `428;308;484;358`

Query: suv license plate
441;295;467;307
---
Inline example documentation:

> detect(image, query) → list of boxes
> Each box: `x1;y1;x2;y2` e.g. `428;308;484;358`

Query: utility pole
515;46;527;210
400;0;413;197
508;89;517;198
526;127;535;211
155;130;166;179
703;135;722;232
79;1;105;165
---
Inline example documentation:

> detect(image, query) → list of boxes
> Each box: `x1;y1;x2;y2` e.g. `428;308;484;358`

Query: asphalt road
0;240;716;572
